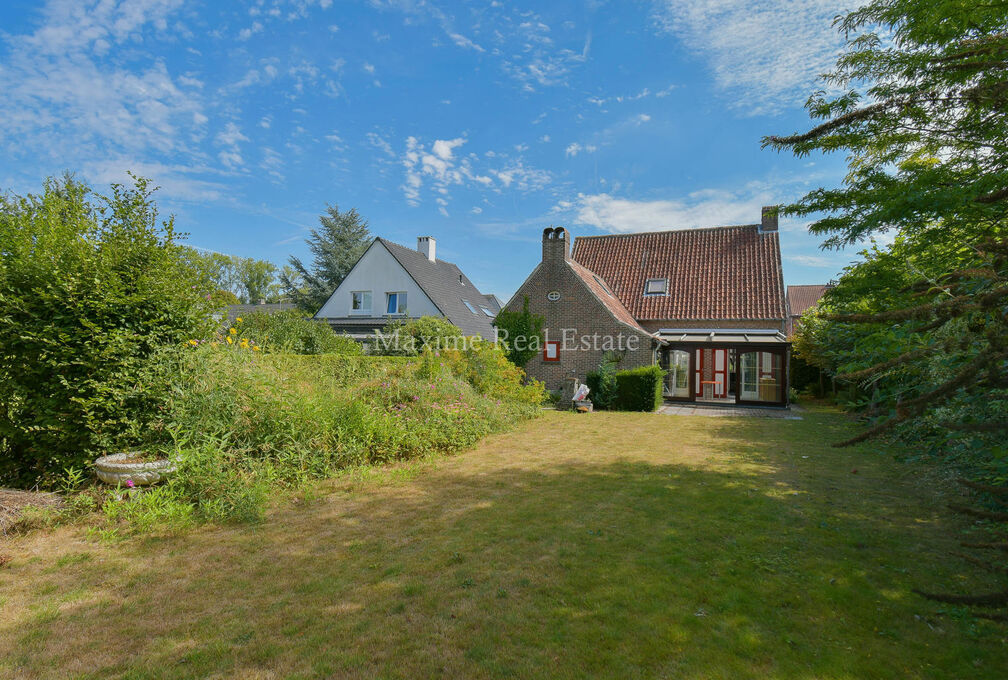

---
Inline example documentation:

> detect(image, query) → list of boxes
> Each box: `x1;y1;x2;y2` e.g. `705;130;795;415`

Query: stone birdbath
94;452;176;486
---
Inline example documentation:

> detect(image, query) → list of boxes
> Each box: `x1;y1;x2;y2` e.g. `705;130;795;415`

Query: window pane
397;293;407;314
462;299;478;314
646;278;667;294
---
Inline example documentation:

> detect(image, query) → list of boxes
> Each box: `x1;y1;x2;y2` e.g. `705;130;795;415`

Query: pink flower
126;479;135;488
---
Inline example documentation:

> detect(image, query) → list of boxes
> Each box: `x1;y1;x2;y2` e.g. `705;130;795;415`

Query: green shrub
234;310;360;355
585;355;619;410
612;365;666;412
88;344;543;532
373;316;464;355
0;175;217;488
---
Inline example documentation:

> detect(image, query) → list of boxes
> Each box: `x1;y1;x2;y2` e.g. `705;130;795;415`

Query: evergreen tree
282;204;371;313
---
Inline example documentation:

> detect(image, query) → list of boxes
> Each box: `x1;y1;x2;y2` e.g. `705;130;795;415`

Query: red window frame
543;341;560;362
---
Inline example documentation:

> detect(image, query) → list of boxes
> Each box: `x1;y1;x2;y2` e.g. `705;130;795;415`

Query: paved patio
658;402;804;419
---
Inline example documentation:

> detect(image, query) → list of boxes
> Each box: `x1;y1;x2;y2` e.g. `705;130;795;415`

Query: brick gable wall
503;228;656;392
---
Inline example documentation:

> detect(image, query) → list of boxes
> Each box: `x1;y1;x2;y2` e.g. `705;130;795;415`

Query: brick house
786;284;832;337
502;207;791;406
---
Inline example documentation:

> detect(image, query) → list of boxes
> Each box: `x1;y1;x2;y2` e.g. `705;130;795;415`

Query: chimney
542;227;571;265
417;236;436;262
760;206;779;233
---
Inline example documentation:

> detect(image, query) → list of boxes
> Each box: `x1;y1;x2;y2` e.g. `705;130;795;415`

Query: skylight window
479;306;494;317
462;299;479;314
593;275;613;296
645;278;668;296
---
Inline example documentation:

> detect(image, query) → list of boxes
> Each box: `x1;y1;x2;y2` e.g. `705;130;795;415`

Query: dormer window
645;278;668;296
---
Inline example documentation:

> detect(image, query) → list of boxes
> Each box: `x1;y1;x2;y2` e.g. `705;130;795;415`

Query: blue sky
0;0;866;300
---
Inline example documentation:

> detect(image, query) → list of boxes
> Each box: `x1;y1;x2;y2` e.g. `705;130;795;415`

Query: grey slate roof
376;238;497;338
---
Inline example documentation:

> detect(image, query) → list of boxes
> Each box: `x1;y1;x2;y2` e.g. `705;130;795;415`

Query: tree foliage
0;175;216;487
282;204;371;314
767;0;1008;614
493;296;544;369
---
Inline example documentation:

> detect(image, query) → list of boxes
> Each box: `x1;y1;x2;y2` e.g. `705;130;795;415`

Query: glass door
739;351;783;403
667;349;690;398
740;351;758;400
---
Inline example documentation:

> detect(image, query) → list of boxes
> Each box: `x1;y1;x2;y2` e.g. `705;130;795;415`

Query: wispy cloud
399;135;551;209
555;184;780;233
651;0;857;114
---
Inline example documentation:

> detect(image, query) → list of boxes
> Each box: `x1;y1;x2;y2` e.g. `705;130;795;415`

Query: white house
315;236;499;339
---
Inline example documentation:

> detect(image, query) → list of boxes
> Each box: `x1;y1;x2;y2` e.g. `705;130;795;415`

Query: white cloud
565;142;597;158
363;62;376;74
558;187;776;233
216;122;249;168
786;254;844;268
651;0;858;114
0;0;204;165
399;135;551;206
366;132;395;157
238;21;263;40
83;159;227;203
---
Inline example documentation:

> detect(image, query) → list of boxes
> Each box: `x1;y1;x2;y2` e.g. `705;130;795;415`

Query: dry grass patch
1;405;1006;679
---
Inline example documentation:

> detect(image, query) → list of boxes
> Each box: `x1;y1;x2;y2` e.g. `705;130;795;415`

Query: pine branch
824;285;1008;324
949;503;1008;522
912;588;1008;607
835;347;931;381
944;421;1008;433
958;479;1008;498
976;187;1008;203
951;551;1008;573
762;101;890;148
961;541;1008;552
834;349;1001;446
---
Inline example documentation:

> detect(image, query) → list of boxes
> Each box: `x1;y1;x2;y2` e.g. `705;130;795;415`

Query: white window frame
644;278;668;296
351;290;372;315
385;291;408;316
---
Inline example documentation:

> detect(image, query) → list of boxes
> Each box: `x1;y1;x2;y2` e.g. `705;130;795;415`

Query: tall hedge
0;175;217;488
612;365;665;412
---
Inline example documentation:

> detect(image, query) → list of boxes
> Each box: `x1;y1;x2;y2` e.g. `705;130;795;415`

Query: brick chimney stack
542;227;571;266
760;206;779;233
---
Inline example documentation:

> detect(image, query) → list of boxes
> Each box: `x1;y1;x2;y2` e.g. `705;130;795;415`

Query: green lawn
2;404;1005;679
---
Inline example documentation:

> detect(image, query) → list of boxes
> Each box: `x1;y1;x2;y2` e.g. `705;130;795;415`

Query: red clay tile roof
787;285;830;317
565;259;648;333
571;225;786;322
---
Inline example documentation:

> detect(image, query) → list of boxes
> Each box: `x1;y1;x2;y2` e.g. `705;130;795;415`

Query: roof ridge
572;224;762;240
376;236;462;269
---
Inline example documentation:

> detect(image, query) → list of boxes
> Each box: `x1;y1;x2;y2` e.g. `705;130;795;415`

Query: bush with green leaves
611;365;665;412
234;310;360;355
585;355;619;410
0;175;216;488
373;315;465;356
83;343;543;530
493;296;544;368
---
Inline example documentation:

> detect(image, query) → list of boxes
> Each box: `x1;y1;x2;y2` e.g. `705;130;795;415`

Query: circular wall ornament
547;291;561;301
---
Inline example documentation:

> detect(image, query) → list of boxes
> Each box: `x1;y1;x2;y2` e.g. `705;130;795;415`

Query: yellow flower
229;327;237;335
187;339;198;346
235;317;243;323
226;336;233;345
240;338;249;348
253;346;261;352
